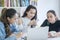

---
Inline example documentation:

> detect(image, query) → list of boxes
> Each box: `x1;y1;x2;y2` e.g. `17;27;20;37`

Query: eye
50;16;52;18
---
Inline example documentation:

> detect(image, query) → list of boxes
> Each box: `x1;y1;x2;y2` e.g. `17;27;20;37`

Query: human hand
28;19;36;26
54;32;60;37
16;32;24;38
18;18;23;25
48;31;56;38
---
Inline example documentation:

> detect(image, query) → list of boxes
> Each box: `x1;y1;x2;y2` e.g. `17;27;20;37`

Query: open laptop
27;27;49;40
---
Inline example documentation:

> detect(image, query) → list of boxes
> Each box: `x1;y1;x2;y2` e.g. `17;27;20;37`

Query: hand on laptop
48;31;56;38
48;31;60;38
48;32;52;38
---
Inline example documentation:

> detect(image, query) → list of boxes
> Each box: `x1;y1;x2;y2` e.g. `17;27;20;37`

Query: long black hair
22;5;37;20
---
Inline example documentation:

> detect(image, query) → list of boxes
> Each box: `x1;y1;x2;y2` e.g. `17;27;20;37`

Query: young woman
41;10;60;37
22;5;37;32
0;8;23;40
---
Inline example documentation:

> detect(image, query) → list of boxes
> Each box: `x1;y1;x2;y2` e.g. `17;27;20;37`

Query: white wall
59;0;60;18
37;0;60;27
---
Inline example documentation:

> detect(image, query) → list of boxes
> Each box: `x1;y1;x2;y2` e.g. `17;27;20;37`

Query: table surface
48;37;60;40
17;37;60;40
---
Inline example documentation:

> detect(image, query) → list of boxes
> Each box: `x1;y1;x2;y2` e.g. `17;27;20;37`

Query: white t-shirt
21;17;31;33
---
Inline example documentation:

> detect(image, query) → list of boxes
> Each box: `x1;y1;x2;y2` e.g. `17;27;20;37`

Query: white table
48;37;60;40
17;37;60;40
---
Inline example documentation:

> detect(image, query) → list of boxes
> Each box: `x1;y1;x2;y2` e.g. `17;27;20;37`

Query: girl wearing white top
21;5;37;32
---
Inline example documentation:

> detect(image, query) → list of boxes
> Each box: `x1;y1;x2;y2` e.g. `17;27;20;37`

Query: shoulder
45;19;48;21
0;21;4;26
21;17;26;21
41;19;49;27
0;21;4;29
56;20;60;24
21;17;30;25
56;20;60;23
42;19;48;24
21;17;28;20
21;17;30;22
57;20;60;22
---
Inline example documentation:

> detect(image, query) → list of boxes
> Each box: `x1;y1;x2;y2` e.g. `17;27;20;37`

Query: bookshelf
0;0;38;7
0;0;38;17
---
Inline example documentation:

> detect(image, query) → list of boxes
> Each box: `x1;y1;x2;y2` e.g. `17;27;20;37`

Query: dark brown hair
47;10;56;16
0;8;17;38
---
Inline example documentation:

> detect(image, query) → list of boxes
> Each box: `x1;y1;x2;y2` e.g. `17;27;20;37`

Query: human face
47;12;56;24
26;8;36;19
7;13;18;24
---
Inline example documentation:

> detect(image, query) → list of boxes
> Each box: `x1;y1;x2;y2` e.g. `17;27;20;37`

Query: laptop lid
27;27;49;40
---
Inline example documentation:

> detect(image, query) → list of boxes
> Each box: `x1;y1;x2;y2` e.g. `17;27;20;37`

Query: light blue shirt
0;21;16;40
